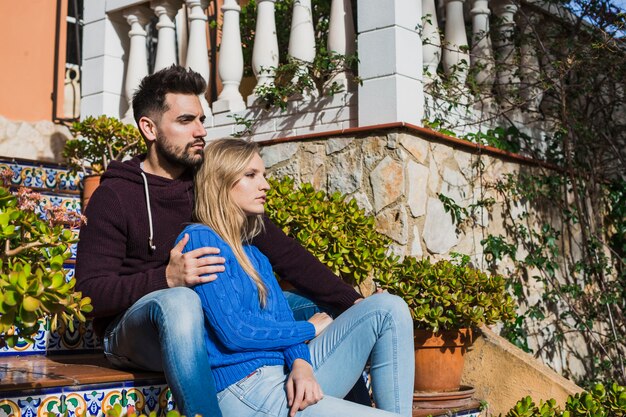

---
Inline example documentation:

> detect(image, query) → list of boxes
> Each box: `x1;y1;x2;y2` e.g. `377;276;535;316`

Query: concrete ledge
462;326;582;416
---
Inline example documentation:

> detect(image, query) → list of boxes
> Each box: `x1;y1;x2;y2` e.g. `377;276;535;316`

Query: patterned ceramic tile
2;383;175;417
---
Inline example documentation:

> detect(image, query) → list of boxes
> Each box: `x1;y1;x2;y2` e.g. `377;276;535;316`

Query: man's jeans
216;293;415;417
103;287;361;417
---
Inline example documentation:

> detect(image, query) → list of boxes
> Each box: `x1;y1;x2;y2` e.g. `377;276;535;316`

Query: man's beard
156;134;205;169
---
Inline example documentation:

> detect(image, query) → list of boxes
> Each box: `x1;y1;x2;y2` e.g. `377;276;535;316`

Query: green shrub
265;177;397;291
0;179;92;348
64;115;145;175
376;254;517;332
503;383;626;417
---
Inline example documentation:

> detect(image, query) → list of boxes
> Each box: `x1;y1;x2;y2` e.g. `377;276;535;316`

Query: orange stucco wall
0;0;67;122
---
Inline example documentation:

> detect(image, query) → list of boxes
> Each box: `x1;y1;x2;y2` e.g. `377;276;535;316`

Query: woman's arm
181;226;316;352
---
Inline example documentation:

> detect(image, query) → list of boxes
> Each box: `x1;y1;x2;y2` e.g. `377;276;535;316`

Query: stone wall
0;115;71;163
260;128;590;382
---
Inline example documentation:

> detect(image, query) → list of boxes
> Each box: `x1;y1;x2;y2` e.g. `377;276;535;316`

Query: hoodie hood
101;155;194;189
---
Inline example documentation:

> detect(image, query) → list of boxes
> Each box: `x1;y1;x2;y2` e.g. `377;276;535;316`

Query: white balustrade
175;5;189;67
123;6;151;121
471;0;495;92
152;0;181;72
213;0;246;113
327;0;356;92
492;0;520;104
421;0;442;86
288;0;316;96
442;0;470;85
250;0;279;103
520;14;543;111
185;0;212;118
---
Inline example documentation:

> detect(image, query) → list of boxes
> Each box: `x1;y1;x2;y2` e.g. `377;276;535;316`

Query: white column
250;0;279;104
123;6;151;121
421;0;442;86
185;0;213;118
327;0;356;91
520;14;543;111
152;0;182;72
288;0;316;96
357;0;423;125
175;5;189;67
492;0;519;105
442;0;470;85
470;0;495;92
213;0;246;113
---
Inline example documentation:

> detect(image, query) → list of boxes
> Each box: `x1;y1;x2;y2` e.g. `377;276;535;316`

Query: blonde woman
176;138;414;417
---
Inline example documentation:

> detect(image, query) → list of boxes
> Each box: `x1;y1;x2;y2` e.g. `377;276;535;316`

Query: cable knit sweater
176;224;316;392
75;156;361;337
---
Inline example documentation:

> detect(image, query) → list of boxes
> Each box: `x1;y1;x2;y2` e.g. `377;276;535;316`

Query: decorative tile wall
1;382;176;417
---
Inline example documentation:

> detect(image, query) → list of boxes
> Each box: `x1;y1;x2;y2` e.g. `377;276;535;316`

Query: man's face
154;93;207;169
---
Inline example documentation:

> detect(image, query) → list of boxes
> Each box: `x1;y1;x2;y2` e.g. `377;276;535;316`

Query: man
75;65;363;417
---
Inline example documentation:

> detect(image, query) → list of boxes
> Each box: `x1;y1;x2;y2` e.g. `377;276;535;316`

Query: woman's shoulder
177;223;226;247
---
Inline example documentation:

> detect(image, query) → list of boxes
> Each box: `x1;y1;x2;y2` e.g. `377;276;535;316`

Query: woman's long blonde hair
194;138;267;306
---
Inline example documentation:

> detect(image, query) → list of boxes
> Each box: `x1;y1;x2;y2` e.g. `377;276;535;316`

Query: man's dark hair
132;65;207;126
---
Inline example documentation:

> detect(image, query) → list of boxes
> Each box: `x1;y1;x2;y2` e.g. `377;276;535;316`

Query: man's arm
75;186;223;318
252;217;362;313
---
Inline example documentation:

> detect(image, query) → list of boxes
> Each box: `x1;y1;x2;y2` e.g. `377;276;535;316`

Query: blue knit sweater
176;224;317;392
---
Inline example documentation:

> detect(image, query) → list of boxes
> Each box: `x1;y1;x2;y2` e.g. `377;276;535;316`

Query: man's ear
138;116;158;143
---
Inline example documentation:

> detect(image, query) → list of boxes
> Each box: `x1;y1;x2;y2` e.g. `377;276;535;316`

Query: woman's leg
308;293;415;416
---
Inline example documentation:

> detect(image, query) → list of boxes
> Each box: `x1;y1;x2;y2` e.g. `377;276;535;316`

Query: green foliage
0;184;92;348
502;383;626;417
64;115;145;175
265;177;396;288
104;403;183;417
376;254;517;332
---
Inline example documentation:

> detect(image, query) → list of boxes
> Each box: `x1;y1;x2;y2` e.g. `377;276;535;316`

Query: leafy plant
0;172;92;348
502;383;626;417
376;254;517;332
265;177;396;291
64;115;146;175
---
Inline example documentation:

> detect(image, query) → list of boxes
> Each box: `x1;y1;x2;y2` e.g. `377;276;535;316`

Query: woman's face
230;153;270;216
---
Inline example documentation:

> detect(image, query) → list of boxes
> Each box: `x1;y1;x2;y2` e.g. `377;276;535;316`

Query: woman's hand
286;359;323;417
307;312;333;337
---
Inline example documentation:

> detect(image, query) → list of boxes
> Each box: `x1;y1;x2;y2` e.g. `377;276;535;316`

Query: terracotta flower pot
81;174;101;211
413;328;473;392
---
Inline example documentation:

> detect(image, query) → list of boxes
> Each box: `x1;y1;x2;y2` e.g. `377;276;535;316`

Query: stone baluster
175;5;189;67
421;0;442;86
213;0;246;113
288;0;316;96
250;0;279;103
470;0;495;92
152;0;181;71
492;0;520;106
442;0;470;85
123;7;151;121
520;14;543;112
185;0;212;118
327;0;356;92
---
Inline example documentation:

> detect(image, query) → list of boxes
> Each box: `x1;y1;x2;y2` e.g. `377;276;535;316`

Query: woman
176;138;414;417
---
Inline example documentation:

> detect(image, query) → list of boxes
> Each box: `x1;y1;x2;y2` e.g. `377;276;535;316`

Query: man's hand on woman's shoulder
165;233;226;287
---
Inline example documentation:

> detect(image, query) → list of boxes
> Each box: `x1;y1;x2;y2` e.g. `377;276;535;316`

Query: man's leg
283;289;373;406
103;287;222;417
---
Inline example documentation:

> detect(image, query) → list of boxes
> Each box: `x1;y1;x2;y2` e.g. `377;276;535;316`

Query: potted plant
375;254;517;393
63;115;145;208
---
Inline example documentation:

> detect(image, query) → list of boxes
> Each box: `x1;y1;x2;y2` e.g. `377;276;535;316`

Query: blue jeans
103;288;337;417
216;293;415;417
103;287;222;417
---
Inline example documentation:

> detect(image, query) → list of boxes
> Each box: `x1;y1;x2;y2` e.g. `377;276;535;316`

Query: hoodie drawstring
140;172;157;252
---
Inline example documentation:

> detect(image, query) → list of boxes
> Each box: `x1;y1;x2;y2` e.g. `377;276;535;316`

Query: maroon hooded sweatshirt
75;156;361;337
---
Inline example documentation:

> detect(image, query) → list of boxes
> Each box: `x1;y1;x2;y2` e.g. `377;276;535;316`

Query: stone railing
82;0;545;140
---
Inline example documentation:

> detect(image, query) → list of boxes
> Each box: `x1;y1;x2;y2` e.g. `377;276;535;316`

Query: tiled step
0;354;172;417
